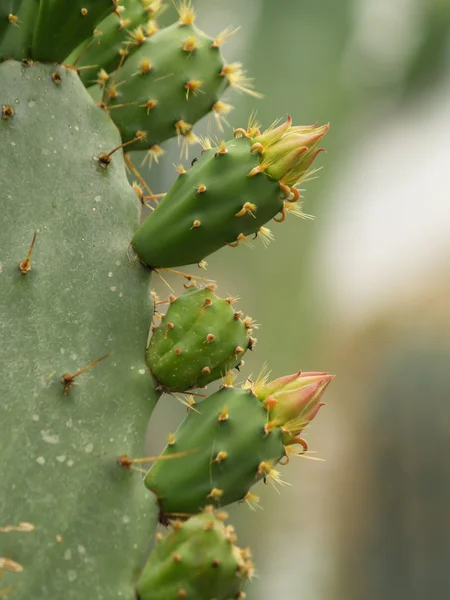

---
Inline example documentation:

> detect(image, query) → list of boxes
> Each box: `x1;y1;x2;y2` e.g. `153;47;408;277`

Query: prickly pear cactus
131;118;329;267
100;20;229;149
0;2;332;599
0;59;159;600
145;371;333;518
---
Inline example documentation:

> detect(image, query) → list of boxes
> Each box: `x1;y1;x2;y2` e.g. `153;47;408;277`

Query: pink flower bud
253;119;329;186
255;371;334;436
253;115;292;149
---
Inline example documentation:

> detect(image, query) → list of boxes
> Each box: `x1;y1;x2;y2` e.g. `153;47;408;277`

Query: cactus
145;371;333;518
0;2;331;599
136;507;253;600
131;118;329;268
97;18;229;149
148;286;254;392
66;0;166;85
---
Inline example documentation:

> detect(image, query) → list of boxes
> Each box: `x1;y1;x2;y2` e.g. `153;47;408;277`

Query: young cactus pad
145;370;333;518
147;286;253;392
144;386;286;517
0;60;159;600
136;508;253;600
131;118;329;268
102;19;229;149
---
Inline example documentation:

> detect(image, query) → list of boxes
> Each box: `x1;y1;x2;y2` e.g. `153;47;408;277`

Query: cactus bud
253;120;329;186
255;371;334;441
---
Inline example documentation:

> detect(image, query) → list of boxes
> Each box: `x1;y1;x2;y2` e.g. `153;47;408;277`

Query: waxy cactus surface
0;60;159;599
145;386;286;517
104;20;229;150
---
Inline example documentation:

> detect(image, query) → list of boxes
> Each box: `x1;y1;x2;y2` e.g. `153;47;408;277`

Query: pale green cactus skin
103;21;228;148
0;60;159;600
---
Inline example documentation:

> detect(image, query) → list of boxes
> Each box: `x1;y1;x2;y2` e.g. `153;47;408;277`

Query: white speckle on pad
68;570;77;582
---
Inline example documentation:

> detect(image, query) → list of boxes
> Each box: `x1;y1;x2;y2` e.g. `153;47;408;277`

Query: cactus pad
0;60;158;599
147;286;252;392
131;135;283;267
144;386;286;517
136;508;253;600
103;20;228;149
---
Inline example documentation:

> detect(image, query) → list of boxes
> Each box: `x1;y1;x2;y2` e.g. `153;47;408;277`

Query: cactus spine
0;2;331;599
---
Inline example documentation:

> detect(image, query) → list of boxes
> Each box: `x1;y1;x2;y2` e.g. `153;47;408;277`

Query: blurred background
134;1;450;598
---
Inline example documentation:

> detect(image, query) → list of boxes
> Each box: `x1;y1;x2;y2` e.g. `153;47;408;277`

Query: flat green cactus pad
145;387;285;517
132;136;283;268
0;60;158;600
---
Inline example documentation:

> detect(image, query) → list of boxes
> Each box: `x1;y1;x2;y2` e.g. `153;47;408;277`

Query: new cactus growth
136;507;253;600
1;2;332;598
0;59;159;599
99;14;235;150
144;370;333;518
147;286;253;392
131;118;329;268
